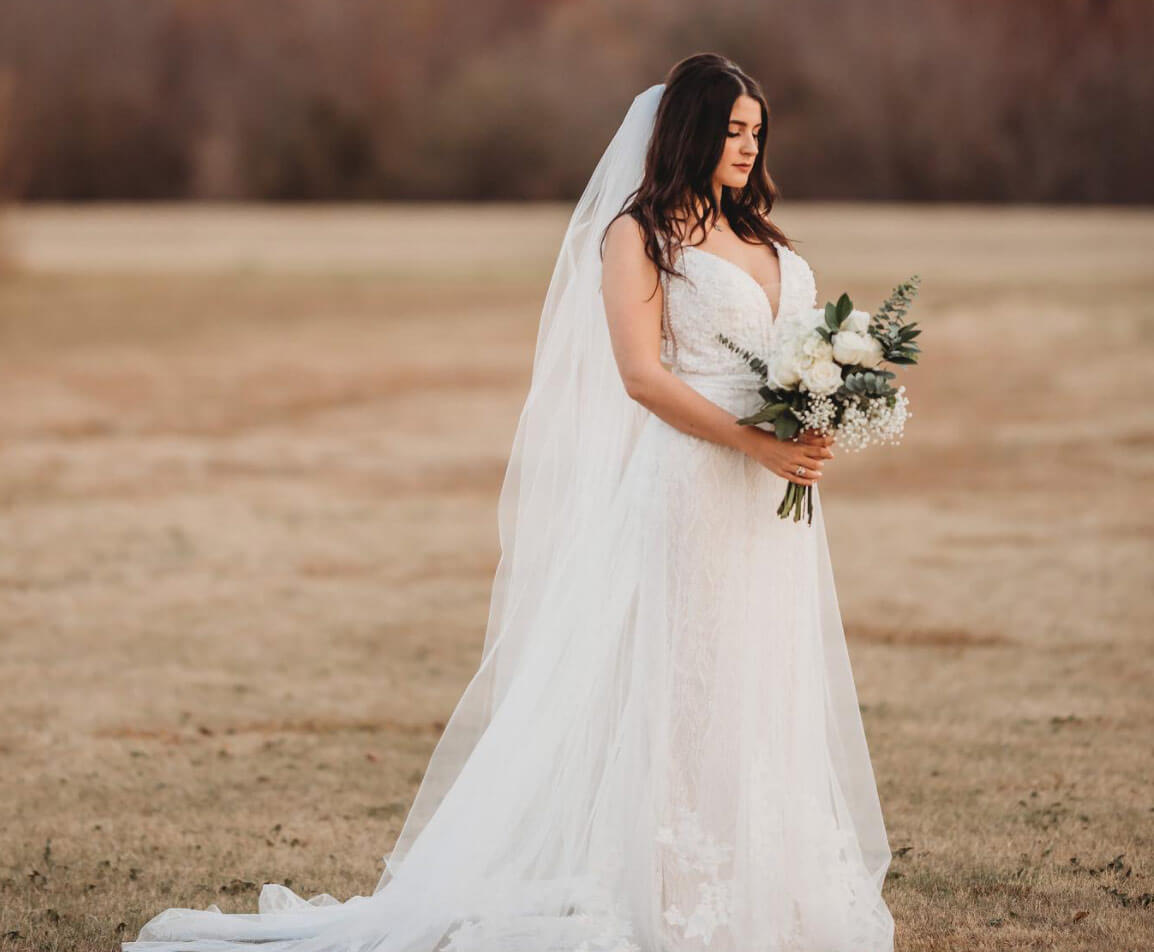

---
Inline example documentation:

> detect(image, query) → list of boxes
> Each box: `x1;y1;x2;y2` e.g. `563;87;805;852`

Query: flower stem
777;483;793;519
777;482;815;524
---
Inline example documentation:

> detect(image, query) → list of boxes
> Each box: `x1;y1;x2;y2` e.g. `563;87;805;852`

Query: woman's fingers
782;460;821;484
784;470;819;486
797;429;835;447
795;435;835;460
769;432;833;486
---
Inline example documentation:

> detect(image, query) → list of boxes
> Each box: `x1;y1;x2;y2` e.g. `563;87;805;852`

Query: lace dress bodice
659;240;818;376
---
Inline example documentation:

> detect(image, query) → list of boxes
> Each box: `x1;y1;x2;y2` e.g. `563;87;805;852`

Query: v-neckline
681;242;784;323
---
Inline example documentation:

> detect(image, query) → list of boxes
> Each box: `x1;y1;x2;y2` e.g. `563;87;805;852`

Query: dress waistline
672;368;765;389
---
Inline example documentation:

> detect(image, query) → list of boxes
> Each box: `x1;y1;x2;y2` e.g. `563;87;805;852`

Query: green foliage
716;332;804;436
713;275;922;525
871;274;923;365
821;292;854;338
773;412;802;441
735;402;789;426
874;274;921;325
716;333;768;380
844;368;897;397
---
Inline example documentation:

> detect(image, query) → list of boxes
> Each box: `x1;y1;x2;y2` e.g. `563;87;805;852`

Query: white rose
860;335;884;368
844;308;871;334
800;359;843;395
801;334;834;362
832;329;884;368
768;348;802;388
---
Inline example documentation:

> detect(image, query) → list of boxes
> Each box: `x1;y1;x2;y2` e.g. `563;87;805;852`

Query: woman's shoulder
603;212;651;263
605;210;645;242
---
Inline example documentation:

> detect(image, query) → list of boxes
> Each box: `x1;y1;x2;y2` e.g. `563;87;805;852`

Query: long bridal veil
378;81;669;892
126;81;891;952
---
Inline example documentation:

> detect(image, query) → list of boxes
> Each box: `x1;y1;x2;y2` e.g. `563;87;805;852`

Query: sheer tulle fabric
124;83;893;952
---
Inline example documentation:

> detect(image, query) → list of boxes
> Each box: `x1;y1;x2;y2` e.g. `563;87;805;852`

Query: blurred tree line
0;0;1150;202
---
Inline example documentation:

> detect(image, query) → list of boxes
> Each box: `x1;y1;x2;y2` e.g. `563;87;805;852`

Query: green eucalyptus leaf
736;408;774;426
736;401;790;426
775;414;801;440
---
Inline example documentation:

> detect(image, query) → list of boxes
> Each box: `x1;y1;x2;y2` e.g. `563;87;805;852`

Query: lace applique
656;806;735;945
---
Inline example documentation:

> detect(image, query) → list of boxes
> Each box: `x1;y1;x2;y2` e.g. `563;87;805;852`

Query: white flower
773;310;817;352
844;308;871;334
834;387;910;451
767;347;802;388
860;335;884;367
799;359;842;395
801;334;833;362
832;329;884;368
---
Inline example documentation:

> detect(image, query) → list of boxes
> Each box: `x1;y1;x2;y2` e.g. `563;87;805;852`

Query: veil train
124;81;890;952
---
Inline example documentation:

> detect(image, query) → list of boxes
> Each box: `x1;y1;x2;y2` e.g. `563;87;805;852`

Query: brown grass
0;203;1152;952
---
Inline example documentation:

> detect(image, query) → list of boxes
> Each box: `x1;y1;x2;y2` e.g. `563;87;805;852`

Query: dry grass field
0;203;1151;951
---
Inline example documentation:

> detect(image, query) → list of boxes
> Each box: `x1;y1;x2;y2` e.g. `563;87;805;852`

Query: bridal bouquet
718;275;922;524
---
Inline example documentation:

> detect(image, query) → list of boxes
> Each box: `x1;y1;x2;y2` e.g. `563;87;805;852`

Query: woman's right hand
739;426;834;486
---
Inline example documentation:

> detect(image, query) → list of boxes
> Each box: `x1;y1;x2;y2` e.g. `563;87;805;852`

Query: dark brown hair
601;52;793;297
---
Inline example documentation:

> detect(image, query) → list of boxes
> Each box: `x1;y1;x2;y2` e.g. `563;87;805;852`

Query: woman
125;53;895;952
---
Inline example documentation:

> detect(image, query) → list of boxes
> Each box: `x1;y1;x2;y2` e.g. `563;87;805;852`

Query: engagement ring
795;466;805;476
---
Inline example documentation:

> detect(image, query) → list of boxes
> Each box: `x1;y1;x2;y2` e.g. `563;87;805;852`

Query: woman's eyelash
727;130;761;137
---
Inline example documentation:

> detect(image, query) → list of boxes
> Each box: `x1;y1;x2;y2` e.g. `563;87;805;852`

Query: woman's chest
660;246;782;368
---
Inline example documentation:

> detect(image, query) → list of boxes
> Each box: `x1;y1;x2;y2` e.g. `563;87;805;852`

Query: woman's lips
734;164;752;171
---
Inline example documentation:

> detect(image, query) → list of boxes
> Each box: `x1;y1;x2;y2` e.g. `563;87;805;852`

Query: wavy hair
602;52;793;298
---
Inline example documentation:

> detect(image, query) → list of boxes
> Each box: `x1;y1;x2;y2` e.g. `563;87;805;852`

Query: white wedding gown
125;237;895;952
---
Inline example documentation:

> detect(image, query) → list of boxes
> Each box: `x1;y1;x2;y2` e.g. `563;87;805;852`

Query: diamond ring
795;466;805;476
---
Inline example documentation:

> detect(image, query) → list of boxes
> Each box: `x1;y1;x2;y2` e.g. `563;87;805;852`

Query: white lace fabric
636;242;892;951
660;240;814;376
123;85;894;952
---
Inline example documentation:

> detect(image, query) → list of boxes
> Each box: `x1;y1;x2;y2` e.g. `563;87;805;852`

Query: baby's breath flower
831;386;910;452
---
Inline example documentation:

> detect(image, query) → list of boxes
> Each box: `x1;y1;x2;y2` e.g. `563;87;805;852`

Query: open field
0;203;1152;951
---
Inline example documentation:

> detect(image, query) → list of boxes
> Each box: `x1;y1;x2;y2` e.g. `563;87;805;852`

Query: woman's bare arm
600;214;832;486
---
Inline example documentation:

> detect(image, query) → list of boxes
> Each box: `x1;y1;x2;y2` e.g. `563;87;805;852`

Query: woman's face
715;94;762;191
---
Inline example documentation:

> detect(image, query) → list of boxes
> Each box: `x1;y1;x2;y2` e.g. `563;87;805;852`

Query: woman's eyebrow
728;119;762;128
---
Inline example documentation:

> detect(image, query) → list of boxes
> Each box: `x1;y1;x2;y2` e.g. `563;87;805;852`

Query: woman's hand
739;426;835;486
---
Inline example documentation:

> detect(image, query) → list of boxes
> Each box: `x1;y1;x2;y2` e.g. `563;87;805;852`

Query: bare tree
0;0;1149;202
0;67;14;274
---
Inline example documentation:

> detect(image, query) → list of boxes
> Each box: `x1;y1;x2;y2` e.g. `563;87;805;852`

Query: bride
125;53;895;952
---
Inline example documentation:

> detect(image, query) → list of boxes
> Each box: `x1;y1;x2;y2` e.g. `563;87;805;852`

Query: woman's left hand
797;428;835;451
